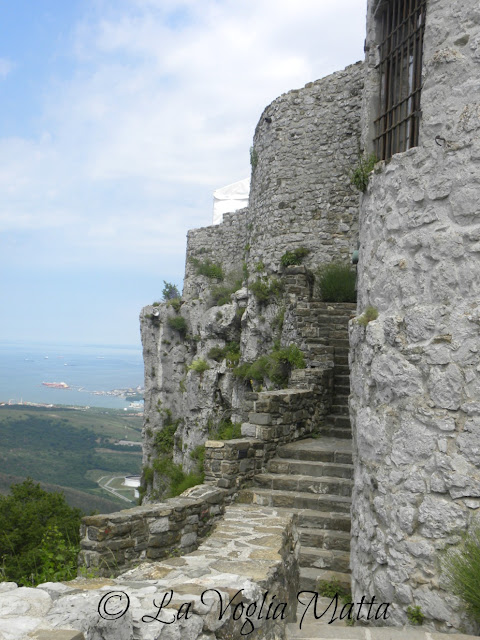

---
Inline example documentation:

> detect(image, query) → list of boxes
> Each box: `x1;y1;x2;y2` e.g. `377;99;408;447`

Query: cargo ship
42;381;69;389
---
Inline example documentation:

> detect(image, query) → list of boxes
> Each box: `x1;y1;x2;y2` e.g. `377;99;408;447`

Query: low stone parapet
1;504;298;640
204;379;331;489
78;484;229;576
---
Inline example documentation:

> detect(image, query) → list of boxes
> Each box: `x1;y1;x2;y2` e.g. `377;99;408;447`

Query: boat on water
42;381;69;389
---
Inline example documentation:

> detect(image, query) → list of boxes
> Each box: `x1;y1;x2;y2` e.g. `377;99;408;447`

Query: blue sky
0;0;366;347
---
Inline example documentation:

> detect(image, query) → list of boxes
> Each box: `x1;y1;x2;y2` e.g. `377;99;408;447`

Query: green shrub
170;472;205;497
351;153;377;192
406;605;425;625
250;277;284;303
443;525;480;624
0;480;82;586
190;258;224;280
167;298;182;312
317;578;351;603
280;247;310;268
167;315;187;335
272;307;286;334
162;281;181;300
143;466;154;486
153;457;204;497
255;261;265;272
234;344;305;388
190;445;205;470
209;419;242;440
357;306;378;327
188;359;210;374
208;342;241;367
209;271;243;306
316;263;356;303
154;423;178;455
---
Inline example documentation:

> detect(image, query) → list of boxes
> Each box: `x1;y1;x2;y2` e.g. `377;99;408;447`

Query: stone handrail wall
204;373;332;488
9;504;298;640
79;484;230;576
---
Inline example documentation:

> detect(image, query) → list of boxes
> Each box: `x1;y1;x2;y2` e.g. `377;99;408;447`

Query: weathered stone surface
351;0;480;633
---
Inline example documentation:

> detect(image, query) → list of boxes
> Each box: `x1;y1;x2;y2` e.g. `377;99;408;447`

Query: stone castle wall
247;62;364;274
350;0;480;633
140;66;364;499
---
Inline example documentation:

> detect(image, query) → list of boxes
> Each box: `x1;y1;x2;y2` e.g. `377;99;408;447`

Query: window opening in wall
374;0;427;160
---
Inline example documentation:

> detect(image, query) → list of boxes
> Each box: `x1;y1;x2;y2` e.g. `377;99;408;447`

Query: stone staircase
243;436;353;591
240;301;355;595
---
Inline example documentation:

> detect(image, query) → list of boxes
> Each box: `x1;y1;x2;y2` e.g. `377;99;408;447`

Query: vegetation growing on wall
207;342;241;367
209;270;243;307
351;153;377;192
280;247;310;268
357;306;378;326
152;457;204;498
250;276;284;303
208;418;242;440
234;343;305;388
187;359;210;374
154;408;182;455
147;406;205;499
443;525;480;625
316;263;356;302
190;257;224;280
167;315;187;335
167;298;182;312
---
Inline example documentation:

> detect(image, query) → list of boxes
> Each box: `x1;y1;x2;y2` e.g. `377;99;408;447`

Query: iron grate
374;0;427;160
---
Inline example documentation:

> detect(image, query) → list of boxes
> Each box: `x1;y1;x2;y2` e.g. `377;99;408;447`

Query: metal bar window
374;0;427;160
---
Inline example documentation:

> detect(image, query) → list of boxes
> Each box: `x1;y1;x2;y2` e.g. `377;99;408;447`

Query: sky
0;0;367;347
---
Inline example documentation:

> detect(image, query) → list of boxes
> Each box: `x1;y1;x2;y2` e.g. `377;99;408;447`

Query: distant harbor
1;341;144;409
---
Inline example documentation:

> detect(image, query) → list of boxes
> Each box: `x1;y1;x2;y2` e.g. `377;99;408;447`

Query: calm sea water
0;341;144;409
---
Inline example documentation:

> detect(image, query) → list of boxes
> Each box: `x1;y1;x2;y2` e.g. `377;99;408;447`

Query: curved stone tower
350;0;480;633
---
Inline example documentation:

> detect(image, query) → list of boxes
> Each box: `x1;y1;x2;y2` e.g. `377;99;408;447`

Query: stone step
334;354;349;365
329;404;349;415
333;393;349;404
333;364;350;375
299;546;350;573
299;527;351;552
334;374;350;383
330;339;350;348
313;313;353;322
316;426;352;440
267;458;353;480
324;415;351;429
299;567;351;592
334;384;350;395
239;487;352;513
297;509;351;532
253;473;353;498
276;438;352;464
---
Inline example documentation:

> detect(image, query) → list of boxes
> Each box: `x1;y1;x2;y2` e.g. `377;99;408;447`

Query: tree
0;479;82;585
162;281;180;301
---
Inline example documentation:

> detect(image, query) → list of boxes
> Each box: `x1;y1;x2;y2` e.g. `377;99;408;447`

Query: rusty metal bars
374;0;427;160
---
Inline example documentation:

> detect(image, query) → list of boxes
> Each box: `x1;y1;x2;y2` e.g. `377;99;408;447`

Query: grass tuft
316;263;356;303
443;525;480;624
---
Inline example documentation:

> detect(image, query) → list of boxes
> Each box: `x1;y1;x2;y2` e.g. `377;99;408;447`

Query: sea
0;341;144;409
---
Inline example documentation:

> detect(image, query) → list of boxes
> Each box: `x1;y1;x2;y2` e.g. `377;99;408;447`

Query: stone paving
286;625;479;640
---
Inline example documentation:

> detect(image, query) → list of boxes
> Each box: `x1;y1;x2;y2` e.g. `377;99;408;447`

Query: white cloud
1;0;367;270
